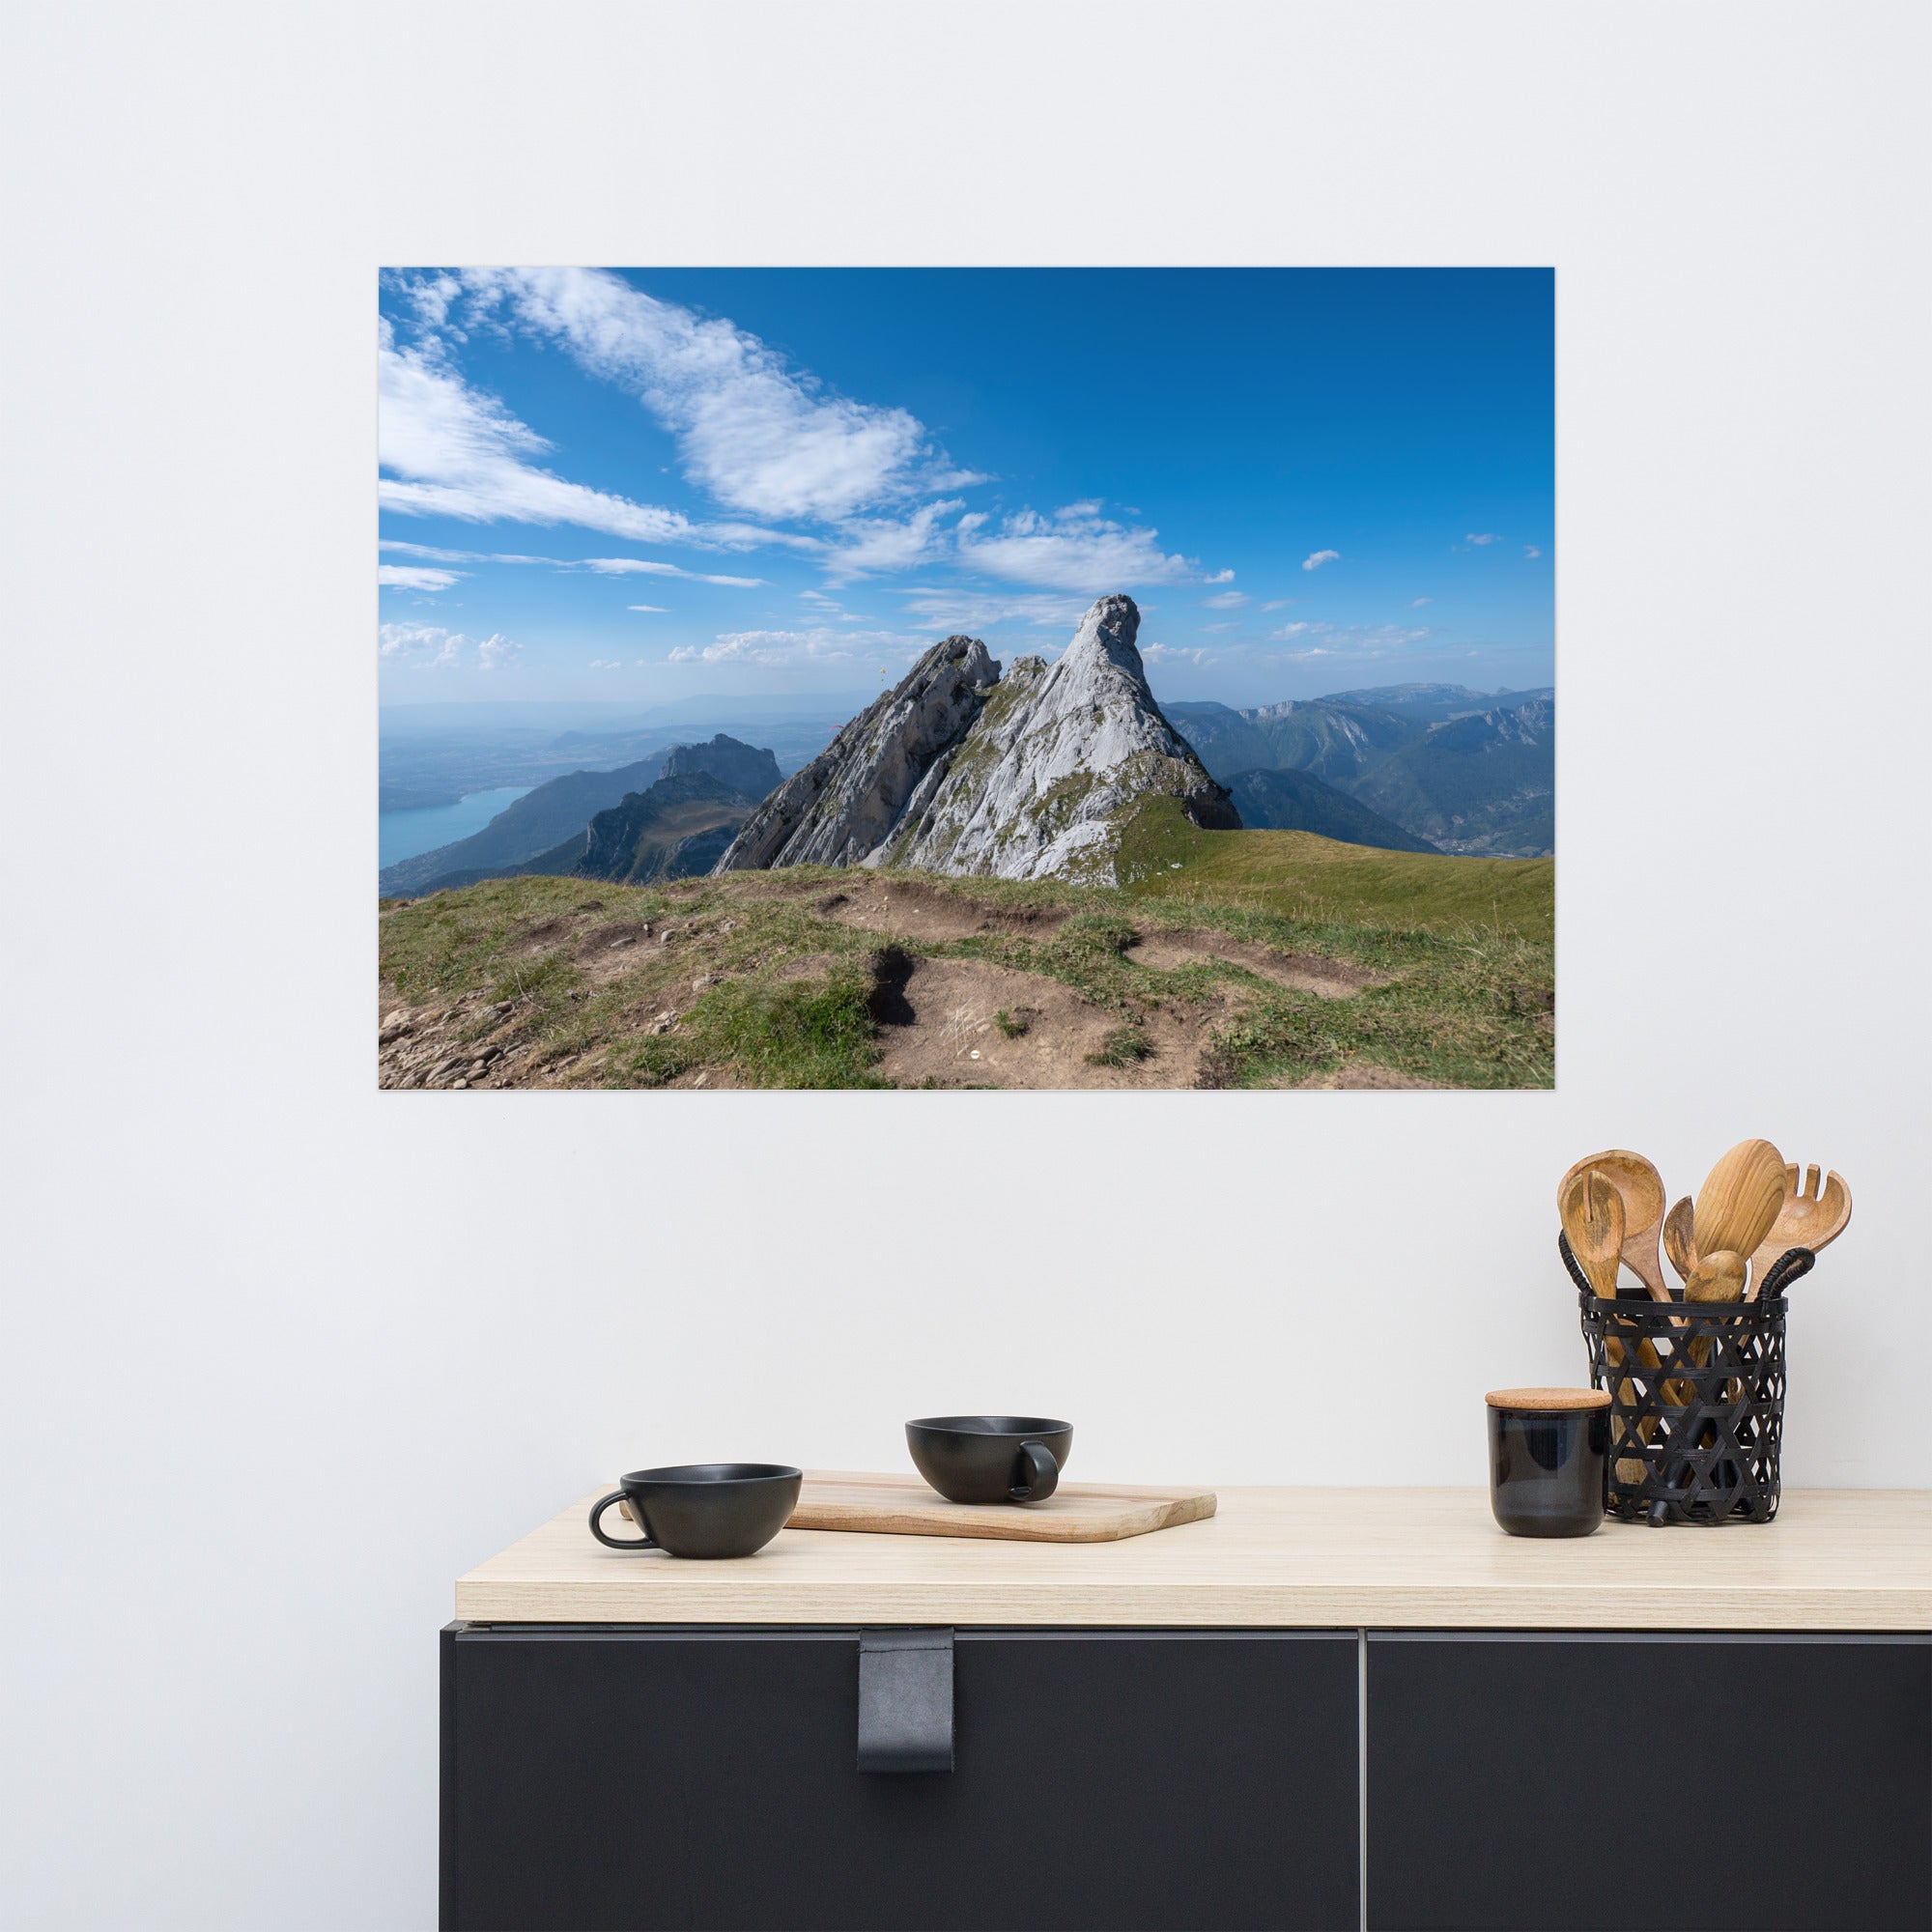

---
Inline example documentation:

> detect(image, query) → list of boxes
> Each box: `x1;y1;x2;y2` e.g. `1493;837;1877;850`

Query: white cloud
423;267;985;523
1523;545;1543;558
1198;622;1236;634
1200;589;1248;610
378;623;518;671
1264;621;1432;661
1465;531;1498;546
1262;598;1293;611
378;564;464;591
954;502;1191;592
1143;641;1218;668
380;540;479;563
379;329;726;548
627;604;668;612
821;499;961;583
1301;549;1340;571
1203;568;1236;584
582;557;764;587
668;626;923;668
588;659;625;670
1410;596;1434;607
380;539;563;565
888;586;1090;633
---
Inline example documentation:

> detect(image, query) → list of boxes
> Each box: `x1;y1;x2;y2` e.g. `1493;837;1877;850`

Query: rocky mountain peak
714;634;998;871
715;594;1238;886
659;733;781;801
884;593;1238;882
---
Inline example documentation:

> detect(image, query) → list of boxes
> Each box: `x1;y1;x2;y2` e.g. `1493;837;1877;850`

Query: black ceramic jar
1485;1387;1609;1538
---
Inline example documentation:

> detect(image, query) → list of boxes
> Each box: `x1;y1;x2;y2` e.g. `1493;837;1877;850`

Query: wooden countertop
455;1482;1932;1631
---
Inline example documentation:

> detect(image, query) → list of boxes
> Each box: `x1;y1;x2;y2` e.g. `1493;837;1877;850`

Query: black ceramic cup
587;1463;802;1559
1486;1388;1608;1538
905;1416;1073;1505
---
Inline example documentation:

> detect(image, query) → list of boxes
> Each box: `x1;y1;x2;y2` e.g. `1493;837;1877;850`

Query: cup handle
588;1491;657;1550
1009;1440;1060;1503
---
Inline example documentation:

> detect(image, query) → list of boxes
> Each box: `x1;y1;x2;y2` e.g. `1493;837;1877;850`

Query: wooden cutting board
785;1470;1217;1544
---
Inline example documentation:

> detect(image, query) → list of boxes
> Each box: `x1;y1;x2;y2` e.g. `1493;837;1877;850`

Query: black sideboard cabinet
440;1624;1930;1932
442;1627;1360;1931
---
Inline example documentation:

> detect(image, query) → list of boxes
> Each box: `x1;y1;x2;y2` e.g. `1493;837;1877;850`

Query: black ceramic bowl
587;1462;803;1558
906;1416;1073;1505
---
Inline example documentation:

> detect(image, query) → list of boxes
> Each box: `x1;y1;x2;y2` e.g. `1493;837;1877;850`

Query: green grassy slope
1116;797;1553;943
379;823;1553;1091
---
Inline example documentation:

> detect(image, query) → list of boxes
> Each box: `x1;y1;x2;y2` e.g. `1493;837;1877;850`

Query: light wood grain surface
786;1472;1215;1542
454;1483;1932;1631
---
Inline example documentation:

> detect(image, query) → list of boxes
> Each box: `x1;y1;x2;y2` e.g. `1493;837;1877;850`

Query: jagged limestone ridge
712;635;999;870
887;594;1239;884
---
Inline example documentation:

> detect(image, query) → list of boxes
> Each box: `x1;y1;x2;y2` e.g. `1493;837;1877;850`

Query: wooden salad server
1747;1165;1852;1299
1558;1150;1669;1301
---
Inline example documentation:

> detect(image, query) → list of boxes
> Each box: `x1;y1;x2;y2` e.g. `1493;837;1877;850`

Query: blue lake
380;786;533;868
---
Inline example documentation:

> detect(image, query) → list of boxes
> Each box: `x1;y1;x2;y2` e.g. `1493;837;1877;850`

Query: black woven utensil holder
1562;1233;1812;1526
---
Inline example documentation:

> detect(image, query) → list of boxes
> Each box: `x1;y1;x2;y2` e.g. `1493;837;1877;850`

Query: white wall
4;3;1927;1925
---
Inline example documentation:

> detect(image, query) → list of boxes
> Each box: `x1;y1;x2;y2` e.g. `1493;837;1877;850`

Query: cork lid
1486;1386;1611;1411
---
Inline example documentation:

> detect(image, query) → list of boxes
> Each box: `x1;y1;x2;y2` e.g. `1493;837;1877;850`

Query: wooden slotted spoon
1747;1165;1852;1298
1557;1151;1670;1301
1559;1167;1624;1296
1559;1168;1648;1482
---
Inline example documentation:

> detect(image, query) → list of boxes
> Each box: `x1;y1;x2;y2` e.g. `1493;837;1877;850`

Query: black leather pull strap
857;1629;954;1773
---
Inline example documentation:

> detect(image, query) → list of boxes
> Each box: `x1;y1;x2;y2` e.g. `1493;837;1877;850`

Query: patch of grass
1086;1022;1151;1066
631;964;888;1090
1116;795;1553;945
993;1007;1031;1038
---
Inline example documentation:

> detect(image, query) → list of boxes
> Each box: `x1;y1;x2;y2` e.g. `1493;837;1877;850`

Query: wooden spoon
1559;1168;1625;1297
1662;1197;1698;1285
1692;1139;1787;1266
1747;1165;1852;1298
1683;1249;1747;1303
1557;1150;1669;1301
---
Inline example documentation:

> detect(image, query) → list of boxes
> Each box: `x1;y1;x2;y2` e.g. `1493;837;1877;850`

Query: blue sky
378;269;1552;708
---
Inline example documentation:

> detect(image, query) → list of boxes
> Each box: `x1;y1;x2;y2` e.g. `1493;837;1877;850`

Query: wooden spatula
1692;1139;1787;1268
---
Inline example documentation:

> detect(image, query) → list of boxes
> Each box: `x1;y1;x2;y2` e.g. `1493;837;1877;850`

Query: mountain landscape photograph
378;268;1553;1090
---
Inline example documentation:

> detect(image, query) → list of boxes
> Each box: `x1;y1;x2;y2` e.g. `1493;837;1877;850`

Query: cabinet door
442;1625;1360;1932
1366;1632;1932;1931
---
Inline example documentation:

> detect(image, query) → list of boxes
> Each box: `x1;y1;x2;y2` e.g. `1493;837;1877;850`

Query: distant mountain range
1166;685;1553;856
379;701;852;811
573;771;758;884
378;675;1553;899
1220;769;1440;853
380;735;780;896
